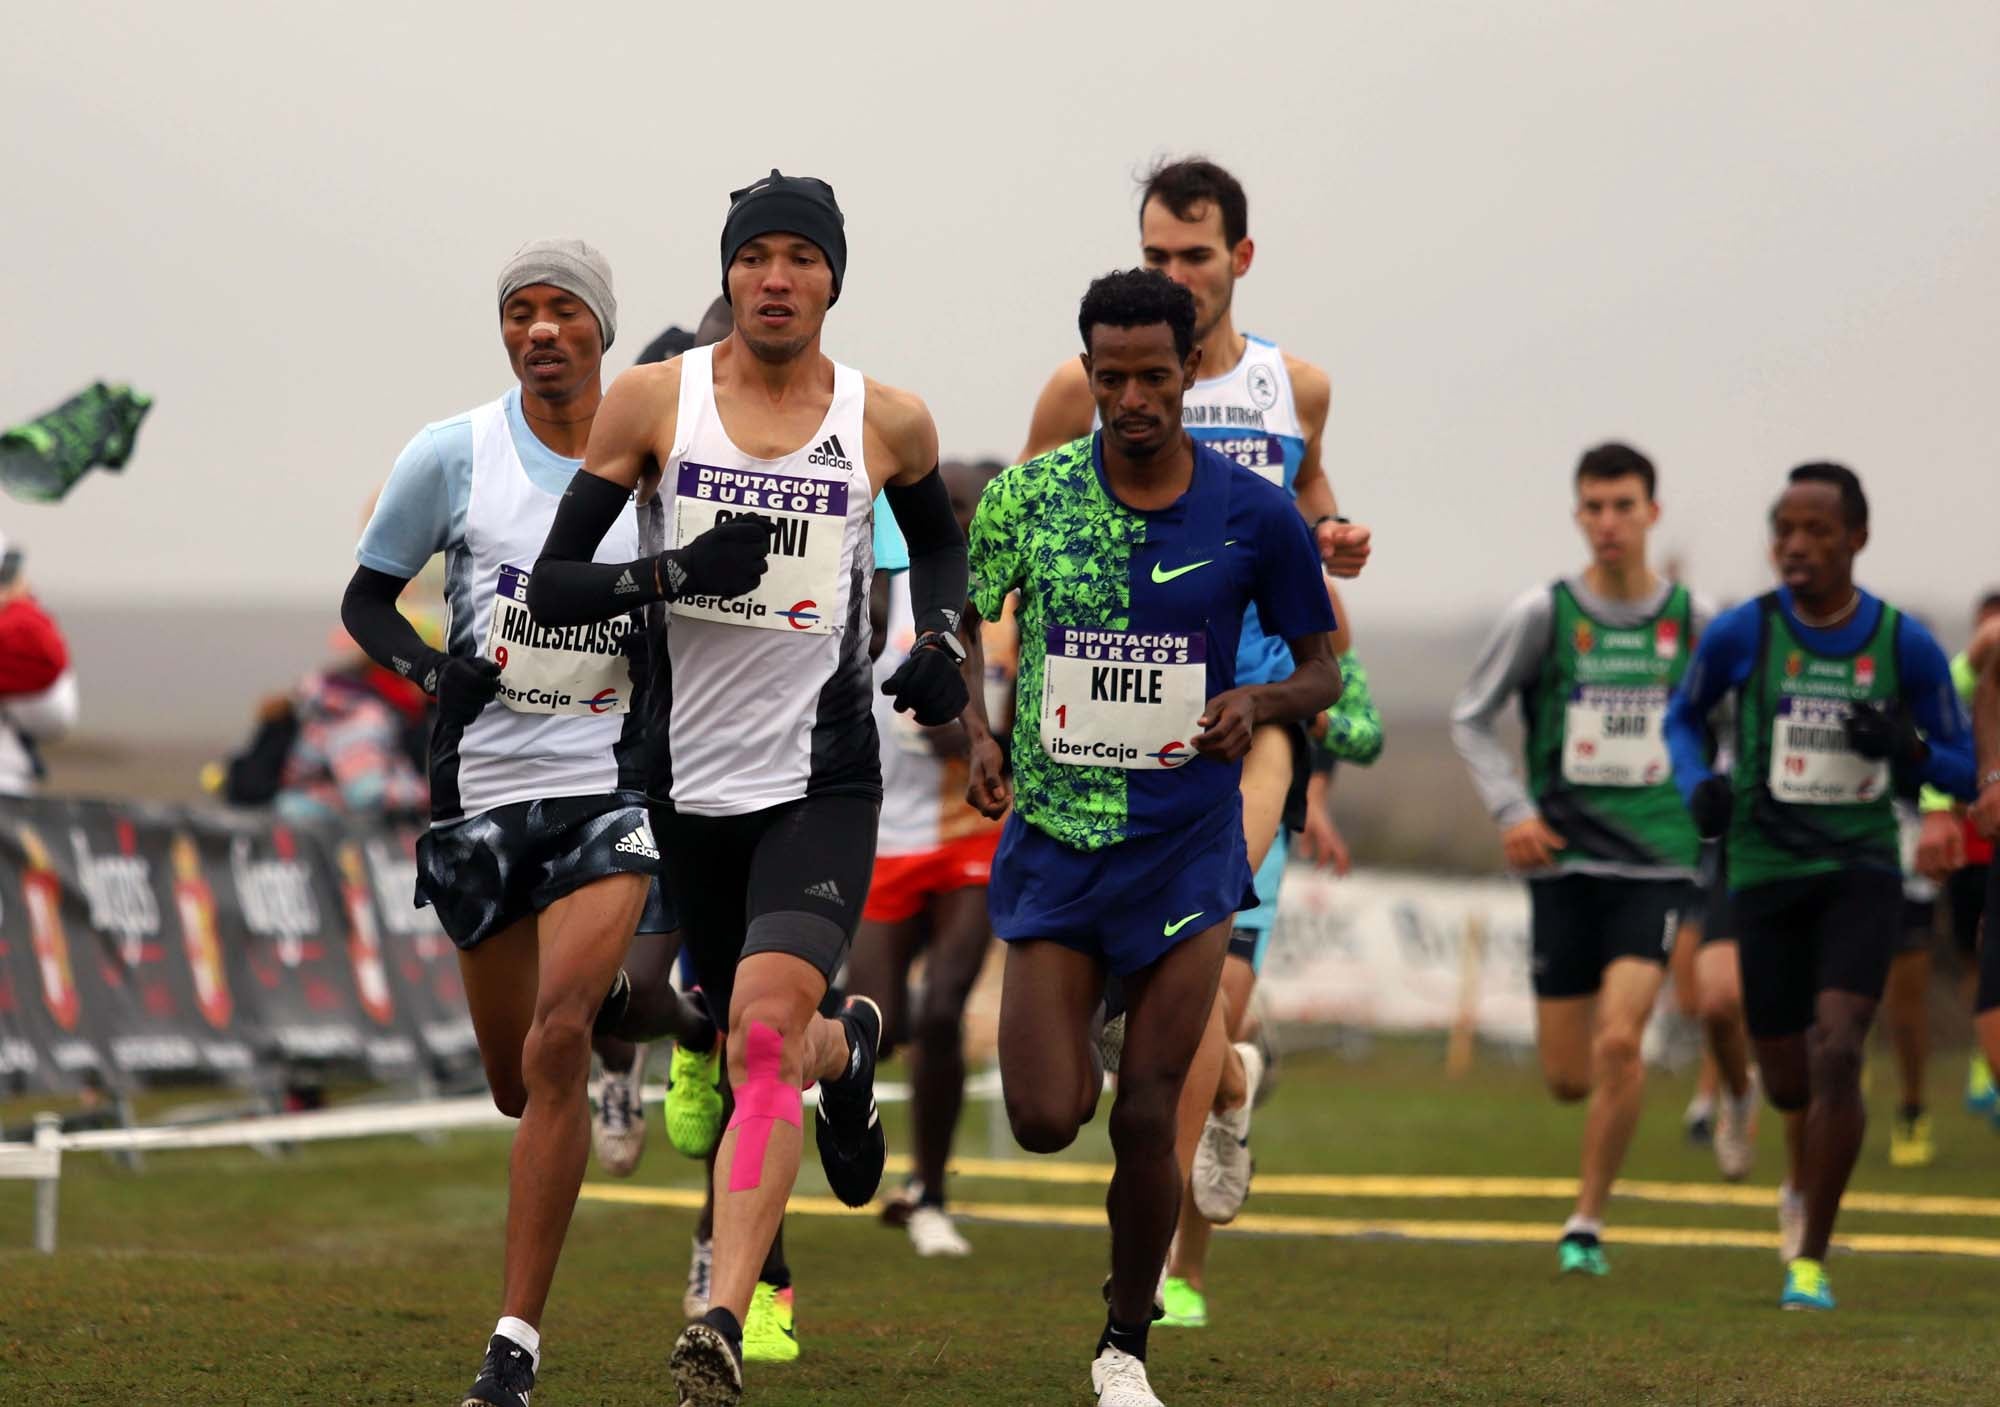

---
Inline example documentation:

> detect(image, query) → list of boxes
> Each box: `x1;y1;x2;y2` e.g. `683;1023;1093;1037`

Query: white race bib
670;461;846;634
1768;695;1890;805
1040;627;1208;770
486;564;632;715
1562;685;1671;787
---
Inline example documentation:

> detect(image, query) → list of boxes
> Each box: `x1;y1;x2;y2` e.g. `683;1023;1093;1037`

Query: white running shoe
683;1233;713;1319
1092;1346;1165;1406
589;1045;648;1178
1714;1076;1758;1183
1777;1183;1807;1264
907;1204;972;1258
1192;1041;1265;1224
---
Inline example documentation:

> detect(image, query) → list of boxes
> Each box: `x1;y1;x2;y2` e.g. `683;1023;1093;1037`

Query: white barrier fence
1261;867;1536;1044
3;1072;1004;1254
6;867;1574;1255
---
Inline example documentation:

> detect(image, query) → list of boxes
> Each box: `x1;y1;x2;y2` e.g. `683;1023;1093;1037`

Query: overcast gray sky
4;1;1995;630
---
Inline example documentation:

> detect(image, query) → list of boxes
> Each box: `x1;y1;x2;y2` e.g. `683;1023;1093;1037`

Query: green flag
0;382;155;503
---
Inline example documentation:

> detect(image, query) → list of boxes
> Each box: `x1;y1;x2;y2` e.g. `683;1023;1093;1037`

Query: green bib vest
1523;581;1699;872
1729;592;1901;889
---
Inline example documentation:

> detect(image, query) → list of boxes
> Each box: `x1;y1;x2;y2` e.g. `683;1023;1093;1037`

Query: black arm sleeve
883;468;969;638
341;566;447;692
526;470;666;626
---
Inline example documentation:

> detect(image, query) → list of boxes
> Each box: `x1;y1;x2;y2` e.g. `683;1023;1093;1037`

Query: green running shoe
1159;1275;1207;1328
743;1281;800;1363
665;1036;725;1159
1967;1054;1997;1115
1558;1233;1608;1276
1781;1257;1835;1311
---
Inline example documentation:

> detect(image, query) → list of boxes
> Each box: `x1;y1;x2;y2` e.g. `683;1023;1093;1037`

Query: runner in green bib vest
1667;462;1976;1313
1453;442;1732;1277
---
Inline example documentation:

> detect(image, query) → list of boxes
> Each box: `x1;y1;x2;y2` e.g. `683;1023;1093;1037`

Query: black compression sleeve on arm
341;566;446;691
526;470;665;626
883;468;969;637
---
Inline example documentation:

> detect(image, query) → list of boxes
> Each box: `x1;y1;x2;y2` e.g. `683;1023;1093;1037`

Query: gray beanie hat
497;238;617;351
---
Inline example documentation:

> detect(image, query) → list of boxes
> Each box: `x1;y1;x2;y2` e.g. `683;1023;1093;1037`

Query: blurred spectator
0;532;79;794
209;621;433;822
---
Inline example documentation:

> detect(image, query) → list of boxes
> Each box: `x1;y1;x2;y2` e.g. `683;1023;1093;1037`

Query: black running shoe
461;1334;535;1407
814;996;887;1207
669;1320;744;1407
592;968;632;1038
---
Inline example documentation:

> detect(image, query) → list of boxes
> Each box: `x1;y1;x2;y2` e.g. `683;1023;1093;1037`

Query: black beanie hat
720;170;847;304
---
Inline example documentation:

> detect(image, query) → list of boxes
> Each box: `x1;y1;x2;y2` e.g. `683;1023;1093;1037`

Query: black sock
591;970;631;1037
1900;1102;1925;1121
700;1306;742;1346
761;1267;792;1292
826;1011;866;1088
918;1185;946;1210
680;990;718;1053
1098;1316;1150;1363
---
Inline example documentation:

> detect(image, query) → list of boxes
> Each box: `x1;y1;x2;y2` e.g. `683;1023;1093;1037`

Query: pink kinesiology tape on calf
726;1021;801;1192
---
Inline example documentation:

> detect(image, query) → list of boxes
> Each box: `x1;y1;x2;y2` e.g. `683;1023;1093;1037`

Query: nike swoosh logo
1163;911;1205;936
1151;559;1213;584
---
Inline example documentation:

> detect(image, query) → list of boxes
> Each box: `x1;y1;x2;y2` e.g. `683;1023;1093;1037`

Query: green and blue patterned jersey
969;434;1334;851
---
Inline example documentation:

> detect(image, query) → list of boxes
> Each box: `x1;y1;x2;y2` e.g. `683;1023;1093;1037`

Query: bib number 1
1040;626;1207;771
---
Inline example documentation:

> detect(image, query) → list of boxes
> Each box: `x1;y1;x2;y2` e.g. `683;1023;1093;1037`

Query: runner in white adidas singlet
340;240;671;1407
1018;157;1363;1325
526;172;972;1407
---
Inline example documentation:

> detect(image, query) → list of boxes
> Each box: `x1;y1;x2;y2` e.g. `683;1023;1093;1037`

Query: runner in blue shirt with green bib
1666;462;1975;1313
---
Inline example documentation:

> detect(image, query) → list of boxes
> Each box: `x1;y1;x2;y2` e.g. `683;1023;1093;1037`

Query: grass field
5;1037;1998;1405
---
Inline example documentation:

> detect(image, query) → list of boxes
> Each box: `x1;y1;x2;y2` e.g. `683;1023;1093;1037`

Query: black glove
881;635;969;727
1844;699;1925;766
1689;775;1734;841
430;655;502;728
659;515;772;601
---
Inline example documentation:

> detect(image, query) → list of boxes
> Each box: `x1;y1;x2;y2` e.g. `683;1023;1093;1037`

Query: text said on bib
486;564;632;715
1562;685;1671;787
1041;627;1207;770
671;461;847;635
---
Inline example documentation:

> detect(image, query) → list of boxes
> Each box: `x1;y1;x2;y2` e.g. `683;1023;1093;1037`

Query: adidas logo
804;878;843;904
613;826;659;860
806;434;852;471
612;567;641;596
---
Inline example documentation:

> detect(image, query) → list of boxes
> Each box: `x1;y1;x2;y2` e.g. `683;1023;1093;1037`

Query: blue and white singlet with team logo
1181;336;1308;686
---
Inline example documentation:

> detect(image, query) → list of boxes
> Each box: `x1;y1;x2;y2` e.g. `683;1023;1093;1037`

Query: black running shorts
1947;864;1990;960
1894;897;1938;955
415;791;668;951
1527;874;1693;999
1732;869;1901;1040
657;793;880;1031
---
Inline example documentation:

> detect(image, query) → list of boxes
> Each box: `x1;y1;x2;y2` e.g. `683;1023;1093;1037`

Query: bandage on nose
725;1021;802;1191
529;320;560;340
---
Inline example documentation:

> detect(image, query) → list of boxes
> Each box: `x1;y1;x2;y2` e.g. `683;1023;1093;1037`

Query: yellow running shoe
742;1281;799;1363
1889;1110;1936;1168
1967;1054;1997;1115
1159;1275;1207;1328
664;1037;725;1160
1781;1257;1835;1311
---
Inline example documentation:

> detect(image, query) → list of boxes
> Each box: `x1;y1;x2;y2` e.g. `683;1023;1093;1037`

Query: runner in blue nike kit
960;269;1338;1407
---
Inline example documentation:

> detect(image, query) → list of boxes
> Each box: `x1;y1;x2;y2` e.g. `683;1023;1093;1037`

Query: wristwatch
912;629;967;664
1982;769;2000;791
